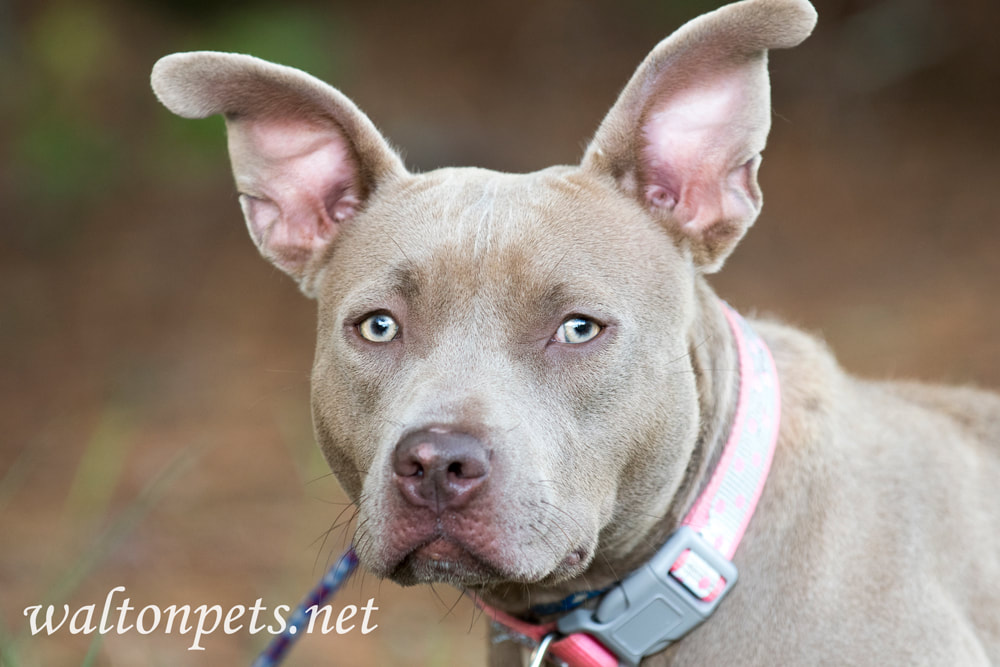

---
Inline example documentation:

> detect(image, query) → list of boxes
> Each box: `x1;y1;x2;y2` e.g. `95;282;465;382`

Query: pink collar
478;302;781;667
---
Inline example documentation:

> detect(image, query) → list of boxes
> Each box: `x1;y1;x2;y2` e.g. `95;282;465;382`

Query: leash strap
251;548;359;667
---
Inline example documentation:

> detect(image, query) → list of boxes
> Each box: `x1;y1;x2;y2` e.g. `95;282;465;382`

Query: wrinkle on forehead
460;176;502;261
430;169;536;257
364;171;558;308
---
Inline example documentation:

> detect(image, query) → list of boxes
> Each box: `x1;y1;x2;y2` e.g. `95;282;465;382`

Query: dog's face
311;166;699;586
152;0;816;589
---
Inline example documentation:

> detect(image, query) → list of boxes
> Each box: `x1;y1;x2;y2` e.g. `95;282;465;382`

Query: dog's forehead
369;165;678;270
324;165;687;313
388;165;587;244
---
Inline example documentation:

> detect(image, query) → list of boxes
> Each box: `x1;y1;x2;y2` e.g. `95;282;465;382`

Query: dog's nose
392;429;490;511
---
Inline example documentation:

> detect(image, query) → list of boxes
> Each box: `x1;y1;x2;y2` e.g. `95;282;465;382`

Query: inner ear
151;51;407;296
639;62;768;240
581;0;817;272
228;116;362;275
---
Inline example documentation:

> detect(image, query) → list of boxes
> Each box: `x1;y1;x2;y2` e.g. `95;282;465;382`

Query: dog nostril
447;457;487;480
393;428;491;509
395;458;423;478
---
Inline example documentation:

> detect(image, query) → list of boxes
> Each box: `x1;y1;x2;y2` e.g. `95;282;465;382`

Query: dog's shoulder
878;380;1000;452
748;315;1000;496
747;316;842;443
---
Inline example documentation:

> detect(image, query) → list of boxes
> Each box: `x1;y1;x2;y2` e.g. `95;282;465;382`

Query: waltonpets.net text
23;586;378;650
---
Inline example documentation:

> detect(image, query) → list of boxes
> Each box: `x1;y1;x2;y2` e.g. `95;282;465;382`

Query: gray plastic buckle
556;526;738;667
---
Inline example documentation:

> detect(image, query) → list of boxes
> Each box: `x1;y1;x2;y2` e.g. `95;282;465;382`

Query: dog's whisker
303;471;338;486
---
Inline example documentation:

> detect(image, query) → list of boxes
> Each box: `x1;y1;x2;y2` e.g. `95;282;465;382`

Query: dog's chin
385;537;595;588
389;538;508;587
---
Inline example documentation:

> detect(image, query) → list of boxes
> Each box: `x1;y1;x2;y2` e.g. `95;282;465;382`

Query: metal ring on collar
527;632;558;667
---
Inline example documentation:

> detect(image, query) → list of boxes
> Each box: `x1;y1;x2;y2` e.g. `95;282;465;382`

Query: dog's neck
660;279;743;551
478;278;741;613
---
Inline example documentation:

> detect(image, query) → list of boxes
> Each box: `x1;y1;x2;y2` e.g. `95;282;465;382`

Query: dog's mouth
383;530;594;588
389;536;510;586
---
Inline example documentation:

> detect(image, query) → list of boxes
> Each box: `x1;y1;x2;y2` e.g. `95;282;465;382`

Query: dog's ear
151;52;406;296
583;0;816;272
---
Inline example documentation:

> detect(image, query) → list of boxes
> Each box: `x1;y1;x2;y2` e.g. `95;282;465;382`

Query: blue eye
554;317;602;344
358;313;400;342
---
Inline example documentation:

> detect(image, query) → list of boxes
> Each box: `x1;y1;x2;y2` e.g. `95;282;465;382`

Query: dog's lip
383;532;594;588
413;536;469;562
389;535;510;585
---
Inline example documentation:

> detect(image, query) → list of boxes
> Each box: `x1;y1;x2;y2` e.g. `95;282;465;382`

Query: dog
151;0;1000;663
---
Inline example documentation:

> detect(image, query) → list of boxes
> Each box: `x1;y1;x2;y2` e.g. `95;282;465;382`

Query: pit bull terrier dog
151;0;1000;663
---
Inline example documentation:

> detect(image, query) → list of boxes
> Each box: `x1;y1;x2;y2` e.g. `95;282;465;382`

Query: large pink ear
583;0;816;272
151;52;406;296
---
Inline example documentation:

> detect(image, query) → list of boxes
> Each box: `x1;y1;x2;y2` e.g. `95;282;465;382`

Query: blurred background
1;0;998;665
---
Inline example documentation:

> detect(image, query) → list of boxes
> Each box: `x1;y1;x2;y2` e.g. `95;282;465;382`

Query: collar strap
527;587;612;619
478;302;781;667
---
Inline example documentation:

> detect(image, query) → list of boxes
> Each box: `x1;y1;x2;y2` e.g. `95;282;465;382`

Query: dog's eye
358;313;400;343
554;317;602;344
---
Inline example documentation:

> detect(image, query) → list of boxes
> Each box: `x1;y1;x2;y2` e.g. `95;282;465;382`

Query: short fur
151;0;1000;663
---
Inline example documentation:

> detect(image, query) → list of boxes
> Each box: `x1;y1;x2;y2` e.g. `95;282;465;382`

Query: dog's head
152;0;815;590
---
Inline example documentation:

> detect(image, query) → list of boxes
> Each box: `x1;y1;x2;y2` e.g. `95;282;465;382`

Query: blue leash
251;548;359;667
249;544;605;665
